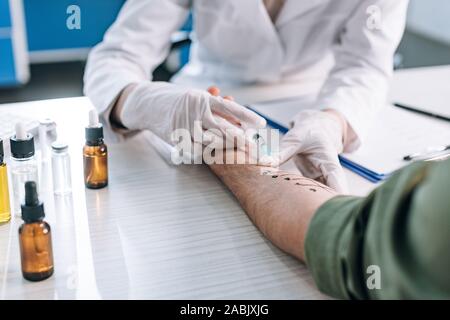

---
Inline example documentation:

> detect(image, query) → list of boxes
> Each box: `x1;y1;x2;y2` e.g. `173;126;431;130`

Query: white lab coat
84;0;408;146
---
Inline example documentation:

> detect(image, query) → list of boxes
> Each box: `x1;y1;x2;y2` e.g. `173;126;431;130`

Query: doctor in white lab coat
84;0;409;192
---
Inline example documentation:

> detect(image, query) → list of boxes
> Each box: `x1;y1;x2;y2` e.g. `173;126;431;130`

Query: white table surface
0;65;448;299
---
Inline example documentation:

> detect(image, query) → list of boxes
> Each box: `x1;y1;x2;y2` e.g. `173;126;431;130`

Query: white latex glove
278;110;349;193
120;82;266;148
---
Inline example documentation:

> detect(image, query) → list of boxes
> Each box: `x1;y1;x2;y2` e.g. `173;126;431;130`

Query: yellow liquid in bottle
0;163;11;224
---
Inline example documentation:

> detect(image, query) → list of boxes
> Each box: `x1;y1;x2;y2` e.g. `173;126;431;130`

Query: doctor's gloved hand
278;110;349;193
120;82;266;148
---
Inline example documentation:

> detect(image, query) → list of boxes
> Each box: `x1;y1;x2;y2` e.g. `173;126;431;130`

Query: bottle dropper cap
21;181;45;222
0;139;4;163
10;122;35;159
85;109;104;143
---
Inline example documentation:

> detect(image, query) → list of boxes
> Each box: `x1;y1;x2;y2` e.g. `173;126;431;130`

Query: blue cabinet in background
0;39;17;85
0;0;126;86
24;0;125;54
0;0;29;87
0;0;12;27
0;0;192;87
0;0;14;85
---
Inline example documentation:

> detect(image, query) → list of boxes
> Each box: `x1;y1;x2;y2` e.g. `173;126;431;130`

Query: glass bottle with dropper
10;122;38;214
83;110;108;189
0;139;11;224
19;181;54;281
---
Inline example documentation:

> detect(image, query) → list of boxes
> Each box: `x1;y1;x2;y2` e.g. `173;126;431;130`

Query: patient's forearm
209;162;337;261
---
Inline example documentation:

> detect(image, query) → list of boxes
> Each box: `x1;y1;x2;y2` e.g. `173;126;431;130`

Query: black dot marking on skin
294;181;334;193
284;177;290;181
272;175;278;178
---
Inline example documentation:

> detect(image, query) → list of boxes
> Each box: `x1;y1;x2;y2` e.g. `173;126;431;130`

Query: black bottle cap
10;134;35;159
85;125;104;143
21;181;45;222
0;139;4;163
85;109;104;144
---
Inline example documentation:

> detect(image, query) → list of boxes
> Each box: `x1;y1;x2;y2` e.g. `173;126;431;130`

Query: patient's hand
209;149;337;261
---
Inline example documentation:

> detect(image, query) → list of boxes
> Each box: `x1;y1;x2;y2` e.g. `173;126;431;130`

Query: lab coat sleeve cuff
100;94;141;144
89;78;144;143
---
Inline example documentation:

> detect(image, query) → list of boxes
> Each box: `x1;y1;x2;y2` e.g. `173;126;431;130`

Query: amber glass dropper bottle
83;110;108;189
18;181;54;281
0;139;11;224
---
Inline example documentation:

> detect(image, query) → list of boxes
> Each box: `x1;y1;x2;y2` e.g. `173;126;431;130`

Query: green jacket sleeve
305;159;450;299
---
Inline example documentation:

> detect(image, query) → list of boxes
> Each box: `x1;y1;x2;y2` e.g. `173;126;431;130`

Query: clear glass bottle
51;142;72;195
19;181;54;281
0;139;11;224
10;123;39;215
38;118;57;163
83;110;108;189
